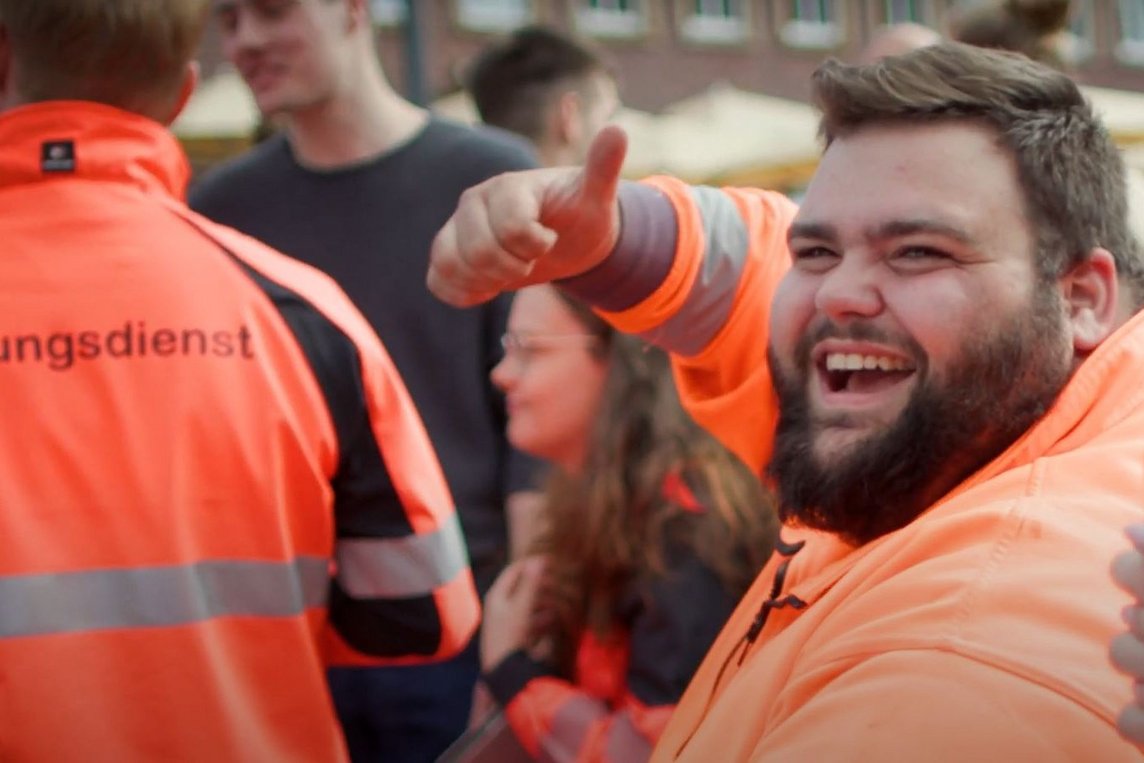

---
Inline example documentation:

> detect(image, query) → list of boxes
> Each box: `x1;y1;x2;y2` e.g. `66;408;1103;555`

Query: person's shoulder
420;116;538;172
189;210;372;332
188;134;292;208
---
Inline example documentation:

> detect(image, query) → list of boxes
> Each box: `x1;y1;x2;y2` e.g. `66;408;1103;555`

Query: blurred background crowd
178;0;1144;193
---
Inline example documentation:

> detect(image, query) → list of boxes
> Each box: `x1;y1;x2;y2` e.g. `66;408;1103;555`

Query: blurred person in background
190;1;542;759
467;25;620;168
0;0;477;759
949;0;1074;70
478;286;777;762
859;22;941;63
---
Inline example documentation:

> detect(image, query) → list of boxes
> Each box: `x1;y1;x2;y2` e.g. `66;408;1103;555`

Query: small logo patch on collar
41;140;76;173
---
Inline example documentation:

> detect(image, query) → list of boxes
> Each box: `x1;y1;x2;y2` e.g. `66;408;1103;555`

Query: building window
1117;0;1144;65
370;0;407;27
779;0;844;49
883;0;927;23
455;0;534;32
1064;0;1095;64
574;0;648;38
679;0;750;44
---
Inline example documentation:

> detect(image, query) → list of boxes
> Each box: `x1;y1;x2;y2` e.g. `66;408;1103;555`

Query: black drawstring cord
737;538;807;665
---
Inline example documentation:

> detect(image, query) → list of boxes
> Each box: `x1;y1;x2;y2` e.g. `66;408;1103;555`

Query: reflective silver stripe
0;557;330;640
604;711;653;762
640;185;750;357
335;512;469;599
538;695;606;763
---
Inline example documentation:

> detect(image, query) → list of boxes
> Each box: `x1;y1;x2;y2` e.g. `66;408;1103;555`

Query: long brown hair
531;293;778;676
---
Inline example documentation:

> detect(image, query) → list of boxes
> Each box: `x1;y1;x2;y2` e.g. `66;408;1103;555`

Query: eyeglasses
499;332;600;366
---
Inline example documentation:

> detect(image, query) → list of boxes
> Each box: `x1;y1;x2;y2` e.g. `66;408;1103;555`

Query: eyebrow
787;221;836;244
787;218;979;248
872;219;979;247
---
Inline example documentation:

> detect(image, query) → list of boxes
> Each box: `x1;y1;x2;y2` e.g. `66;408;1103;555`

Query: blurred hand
428;126;628;308
481;556;548;672
1111;524;1144;746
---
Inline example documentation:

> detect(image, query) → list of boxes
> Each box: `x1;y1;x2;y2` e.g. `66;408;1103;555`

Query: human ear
1059;248;1118;353
346;0;369;32
163;61;199;125
555;89;583;149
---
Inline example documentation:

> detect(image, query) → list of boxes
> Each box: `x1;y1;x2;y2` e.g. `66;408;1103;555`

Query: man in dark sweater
191;1;541;760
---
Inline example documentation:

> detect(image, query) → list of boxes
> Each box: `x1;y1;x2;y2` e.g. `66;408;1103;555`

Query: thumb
577;125;627;206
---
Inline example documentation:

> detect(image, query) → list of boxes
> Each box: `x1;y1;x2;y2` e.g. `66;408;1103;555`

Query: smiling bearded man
424;41;1144;762
767;269;1071;544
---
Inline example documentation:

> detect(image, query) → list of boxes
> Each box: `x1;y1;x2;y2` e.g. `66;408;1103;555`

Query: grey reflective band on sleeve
335;512;469;599
537;695;606;763
0;556;330;640
639;186;750;357
604;711;655;763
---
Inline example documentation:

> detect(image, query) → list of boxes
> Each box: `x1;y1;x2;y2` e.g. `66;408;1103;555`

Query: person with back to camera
428;42;1144;760
0;0;478;760
189;1;545;758
476;285;777;761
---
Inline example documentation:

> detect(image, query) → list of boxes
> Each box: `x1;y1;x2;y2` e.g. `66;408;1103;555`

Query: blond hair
0;0;209;119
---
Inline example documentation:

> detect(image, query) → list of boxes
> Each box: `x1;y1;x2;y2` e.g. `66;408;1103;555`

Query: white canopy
175;72;1144;191
172;69;260;139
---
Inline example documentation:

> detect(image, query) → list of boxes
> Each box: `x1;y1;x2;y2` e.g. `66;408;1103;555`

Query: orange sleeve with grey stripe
491;671;671;763
177;208;480;664
589;178;796;474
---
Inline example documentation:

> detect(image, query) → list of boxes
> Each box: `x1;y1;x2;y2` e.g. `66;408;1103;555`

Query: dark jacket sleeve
483;541;737;762
173;208;480;666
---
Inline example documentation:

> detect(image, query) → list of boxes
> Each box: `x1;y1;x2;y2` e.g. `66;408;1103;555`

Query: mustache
793;320;926;370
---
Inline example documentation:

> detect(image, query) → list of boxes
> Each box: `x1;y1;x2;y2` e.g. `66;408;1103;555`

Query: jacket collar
952;306;1144;494
0;101;190;199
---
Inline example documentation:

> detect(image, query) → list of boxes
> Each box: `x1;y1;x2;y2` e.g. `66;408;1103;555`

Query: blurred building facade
196;0;1144;111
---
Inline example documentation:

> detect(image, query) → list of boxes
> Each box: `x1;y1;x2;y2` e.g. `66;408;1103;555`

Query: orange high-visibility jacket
0;102;479;762
600;177;1144;761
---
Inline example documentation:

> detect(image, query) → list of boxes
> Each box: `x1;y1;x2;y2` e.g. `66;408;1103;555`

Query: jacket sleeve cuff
482;649;556;706
557;181;677;313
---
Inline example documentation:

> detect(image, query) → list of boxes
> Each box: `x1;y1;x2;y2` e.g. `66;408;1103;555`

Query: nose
490;354;519;393
228;10;271;53
813;253;884;323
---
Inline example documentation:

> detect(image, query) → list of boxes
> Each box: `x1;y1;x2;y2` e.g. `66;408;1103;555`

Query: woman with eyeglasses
475;284;779;762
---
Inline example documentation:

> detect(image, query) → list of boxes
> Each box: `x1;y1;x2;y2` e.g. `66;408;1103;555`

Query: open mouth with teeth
822;353;916;394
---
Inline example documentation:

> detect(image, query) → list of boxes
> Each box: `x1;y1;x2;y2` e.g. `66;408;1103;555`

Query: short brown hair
813;41;1144;306
467;25;610;142
0;0;209;120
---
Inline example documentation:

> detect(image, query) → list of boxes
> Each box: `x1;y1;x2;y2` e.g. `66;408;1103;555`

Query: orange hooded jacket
597;177;1144;761
0;102;478;761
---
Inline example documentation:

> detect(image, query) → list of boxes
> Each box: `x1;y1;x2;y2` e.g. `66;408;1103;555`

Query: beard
766;283;1073;546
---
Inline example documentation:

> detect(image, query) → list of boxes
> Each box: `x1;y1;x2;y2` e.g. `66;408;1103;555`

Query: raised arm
428;126;799;471
427;126;628;307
